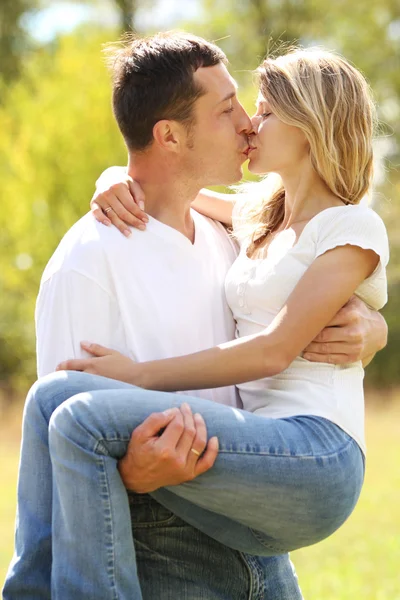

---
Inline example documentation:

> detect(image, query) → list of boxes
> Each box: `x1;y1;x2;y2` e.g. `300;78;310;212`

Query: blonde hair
235;48;377;253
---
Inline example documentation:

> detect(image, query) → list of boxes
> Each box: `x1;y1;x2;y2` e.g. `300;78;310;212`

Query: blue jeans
4;371;364;599
128;492;302;599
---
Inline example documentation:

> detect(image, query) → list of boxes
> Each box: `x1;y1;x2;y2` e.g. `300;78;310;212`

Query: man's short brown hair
106;32;227;152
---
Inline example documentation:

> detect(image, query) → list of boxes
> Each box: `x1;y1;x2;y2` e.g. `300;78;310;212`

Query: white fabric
225;204;389;453
36;210;240;407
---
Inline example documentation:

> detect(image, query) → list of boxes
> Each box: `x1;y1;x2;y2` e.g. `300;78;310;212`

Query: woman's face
247;93;310;175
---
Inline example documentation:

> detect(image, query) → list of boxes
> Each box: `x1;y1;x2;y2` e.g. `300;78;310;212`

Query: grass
291;399;400;600
1;397;399;598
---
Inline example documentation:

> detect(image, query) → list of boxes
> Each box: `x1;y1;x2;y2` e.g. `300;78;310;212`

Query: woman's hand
56;342;139;384
91;175;149;237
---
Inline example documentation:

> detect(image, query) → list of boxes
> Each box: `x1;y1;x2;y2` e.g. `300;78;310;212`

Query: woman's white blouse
225;205;389;454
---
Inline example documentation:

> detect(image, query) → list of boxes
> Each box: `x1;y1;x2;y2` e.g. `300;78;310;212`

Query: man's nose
236;103;253;135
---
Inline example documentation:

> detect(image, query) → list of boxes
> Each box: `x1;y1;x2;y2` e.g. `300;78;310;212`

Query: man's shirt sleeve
35;269;128;377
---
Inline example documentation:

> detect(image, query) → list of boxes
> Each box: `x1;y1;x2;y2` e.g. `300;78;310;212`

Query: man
4;32;387;600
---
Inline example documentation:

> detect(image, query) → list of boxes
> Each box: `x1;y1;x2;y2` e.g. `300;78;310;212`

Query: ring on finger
190;448;201;457
104;207;113;214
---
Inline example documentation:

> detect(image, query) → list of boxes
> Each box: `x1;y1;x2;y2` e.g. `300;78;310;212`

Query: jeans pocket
128;491;178;527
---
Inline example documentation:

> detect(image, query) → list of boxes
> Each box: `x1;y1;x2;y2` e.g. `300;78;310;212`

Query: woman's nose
250;115;260;133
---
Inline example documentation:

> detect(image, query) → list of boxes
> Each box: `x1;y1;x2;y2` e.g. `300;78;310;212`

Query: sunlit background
0;1;399;598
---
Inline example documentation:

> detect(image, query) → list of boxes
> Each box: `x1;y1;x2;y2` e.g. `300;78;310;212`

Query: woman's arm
131;244;378;392
90;167;235;232
60;244;380;390
191;190;234;226
91;167;148;236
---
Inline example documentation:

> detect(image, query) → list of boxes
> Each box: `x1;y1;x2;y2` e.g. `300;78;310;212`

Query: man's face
181;63;252;187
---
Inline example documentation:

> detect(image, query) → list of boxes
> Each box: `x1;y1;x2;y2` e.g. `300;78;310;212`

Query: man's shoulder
41;213;124;283
193;210;239;258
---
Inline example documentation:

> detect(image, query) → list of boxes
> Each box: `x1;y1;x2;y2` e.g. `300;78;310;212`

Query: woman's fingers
90;181;148;235
103;210;138;238
128;179;146;211
80;341;114;357
91;200;111;227
104;183;148;223
56;358;91;371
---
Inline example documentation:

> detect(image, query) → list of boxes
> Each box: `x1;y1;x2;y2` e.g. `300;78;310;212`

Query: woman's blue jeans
4;370;364;599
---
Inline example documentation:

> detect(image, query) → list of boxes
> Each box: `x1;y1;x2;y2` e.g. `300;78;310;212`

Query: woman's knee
254;474;363;553
23;371;73;423
48;392;100;453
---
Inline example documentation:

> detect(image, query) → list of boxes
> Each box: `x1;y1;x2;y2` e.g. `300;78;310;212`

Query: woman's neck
279;166;344;229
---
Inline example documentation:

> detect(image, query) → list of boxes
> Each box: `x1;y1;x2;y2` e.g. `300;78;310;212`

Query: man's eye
224;107;235;114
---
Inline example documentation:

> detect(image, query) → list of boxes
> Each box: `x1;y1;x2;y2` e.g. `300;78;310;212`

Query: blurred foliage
114;0;138;30
0;0;399;394
0;0;41;83
0;29;127;393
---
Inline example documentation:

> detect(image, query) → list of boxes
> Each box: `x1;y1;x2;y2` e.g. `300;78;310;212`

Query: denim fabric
130;492;302;599
5;370;363;598
3;371;304;600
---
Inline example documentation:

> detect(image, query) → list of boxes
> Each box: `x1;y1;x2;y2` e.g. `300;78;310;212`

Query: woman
5;48;389;598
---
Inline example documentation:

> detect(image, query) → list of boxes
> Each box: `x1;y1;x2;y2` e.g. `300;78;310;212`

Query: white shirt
36;210;240;407
226;205;389;453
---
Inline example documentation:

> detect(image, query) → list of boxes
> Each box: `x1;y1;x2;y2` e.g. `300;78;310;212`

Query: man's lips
242;145;256;157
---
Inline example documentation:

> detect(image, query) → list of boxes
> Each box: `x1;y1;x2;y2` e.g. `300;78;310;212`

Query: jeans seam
98;456;119;600
239;552;267;600
218;434;356;460
250;528;288;554
93;437;131;456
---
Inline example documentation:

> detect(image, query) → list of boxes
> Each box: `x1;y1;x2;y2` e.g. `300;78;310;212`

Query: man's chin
227;165;244;184
205;167;243;187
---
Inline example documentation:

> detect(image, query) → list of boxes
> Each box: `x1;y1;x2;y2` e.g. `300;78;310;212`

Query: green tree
0;27;126;391
0;0;40;82
0;2;399;393
186;0;400;387
114;0;138;31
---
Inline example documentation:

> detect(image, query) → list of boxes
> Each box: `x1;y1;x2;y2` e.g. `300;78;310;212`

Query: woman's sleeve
315;206;389;309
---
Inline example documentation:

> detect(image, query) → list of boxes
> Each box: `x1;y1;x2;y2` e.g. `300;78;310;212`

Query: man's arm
302;296;388;366
37;267;217;490
36;269;128;376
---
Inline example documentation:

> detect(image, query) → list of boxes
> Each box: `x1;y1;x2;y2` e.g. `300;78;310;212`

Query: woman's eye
261;112;271;118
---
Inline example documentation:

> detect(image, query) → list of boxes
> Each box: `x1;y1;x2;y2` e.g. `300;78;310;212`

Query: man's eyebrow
218;90;238;104
218;91;236;104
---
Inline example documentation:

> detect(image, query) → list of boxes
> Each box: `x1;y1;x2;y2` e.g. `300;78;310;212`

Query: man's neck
127;156;199;242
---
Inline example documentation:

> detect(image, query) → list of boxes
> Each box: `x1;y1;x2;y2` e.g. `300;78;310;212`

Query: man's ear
153;120;183;152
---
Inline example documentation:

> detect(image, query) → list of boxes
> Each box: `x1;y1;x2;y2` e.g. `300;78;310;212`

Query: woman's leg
45;379;364;599
2;371;138;600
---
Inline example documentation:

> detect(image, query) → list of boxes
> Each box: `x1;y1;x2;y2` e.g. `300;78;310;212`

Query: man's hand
303;296;388;365
118;403;219;493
